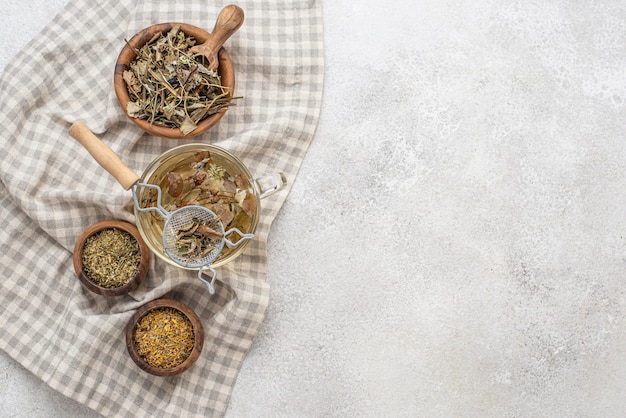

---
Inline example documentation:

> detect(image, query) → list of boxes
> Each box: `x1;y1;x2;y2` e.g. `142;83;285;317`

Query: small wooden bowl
114;22;236;139
73;220;150;297
126;298;204;377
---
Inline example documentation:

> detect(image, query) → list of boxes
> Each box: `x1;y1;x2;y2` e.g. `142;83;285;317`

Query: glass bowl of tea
114;7;242;139
133;143;286;270
73;220;150;297
125;298;204;376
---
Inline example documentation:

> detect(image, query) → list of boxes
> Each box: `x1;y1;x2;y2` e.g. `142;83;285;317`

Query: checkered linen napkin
0;0;323;416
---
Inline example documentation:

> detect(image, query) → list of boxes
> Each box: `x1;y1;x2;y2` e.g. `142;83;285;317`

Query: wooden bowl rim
125;298;204;376
73;220;150;297
113;22;236;139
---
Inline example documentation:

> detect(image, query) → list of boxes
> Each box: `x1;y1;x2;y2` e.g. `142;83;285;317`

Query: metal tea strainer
69;121;253;294
132;183;252;294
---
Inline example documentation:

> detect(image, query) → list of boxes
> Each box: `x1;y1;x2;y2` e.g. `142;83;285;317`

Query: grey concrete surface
2;1;626;417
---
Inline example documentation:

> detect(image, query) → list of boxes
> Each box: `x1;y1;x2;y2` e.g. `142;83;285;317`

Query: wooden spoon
190;5;244;71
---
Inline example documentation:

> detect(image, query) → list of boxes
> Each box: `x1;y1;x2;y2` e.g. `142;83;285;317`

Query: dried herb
123;24;239;135
81;228;141;288
158;151;255;231
166;172;184;197
175;217;224;260
134;307;195;369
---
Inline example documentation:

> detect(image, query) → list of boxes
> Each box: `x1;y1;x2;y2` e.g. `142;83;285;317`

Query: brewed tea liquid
136;149;255;265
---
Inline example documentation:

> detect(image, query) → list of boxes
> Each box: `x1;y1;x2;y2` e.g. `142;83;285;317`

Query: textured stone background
2;1;626;417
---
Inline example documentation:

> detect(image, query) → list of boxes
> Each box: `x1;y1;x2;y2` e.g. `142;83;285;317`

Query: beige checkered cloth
0;0;323;416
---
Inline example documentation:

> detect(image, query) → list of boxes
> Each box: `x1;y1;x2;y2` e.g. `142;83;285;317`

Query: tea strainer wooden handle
68;121;139;190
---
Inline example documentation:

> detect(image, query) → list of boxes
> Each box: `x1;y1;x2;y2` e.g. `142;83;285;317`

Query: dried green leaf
189;106;208;123
179;116;197;136
163;104;176;120
123;70;141;94
126;101;144;117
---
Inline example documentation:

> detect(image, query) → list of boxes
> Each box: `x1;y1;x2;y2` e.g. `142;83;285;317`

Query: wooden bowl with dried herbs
126;298;204;377
73;220;150;297
114;6;243;139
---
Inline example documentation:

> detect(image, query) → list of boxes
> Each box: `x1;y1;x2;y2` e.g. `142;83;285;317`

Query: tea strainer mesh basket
162;205;225;268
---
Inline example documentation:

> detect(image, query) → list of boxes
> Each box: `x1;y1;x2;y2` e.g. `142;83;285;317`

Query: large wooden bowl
114;22;236;139
125;299;204;377
73;220;150;297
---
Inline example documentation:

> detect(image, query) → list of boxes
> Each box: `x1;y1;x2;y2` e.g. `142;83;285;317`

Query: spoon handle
191;5;244;70
210;5;244;51
69;121;139;190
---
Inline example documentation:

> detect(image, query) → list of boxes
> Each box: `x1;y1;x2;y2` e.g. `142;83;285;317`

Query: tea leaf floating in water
166;172;184;197
123;24;240;135
81;228;141;288
134;307;195;369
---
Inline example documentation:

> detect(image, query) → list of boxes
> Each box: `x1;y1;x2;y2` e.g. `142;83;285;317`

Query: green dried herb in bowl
73;220;150;297
114;19;240;139
122;24;238;136
81;228;140;288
